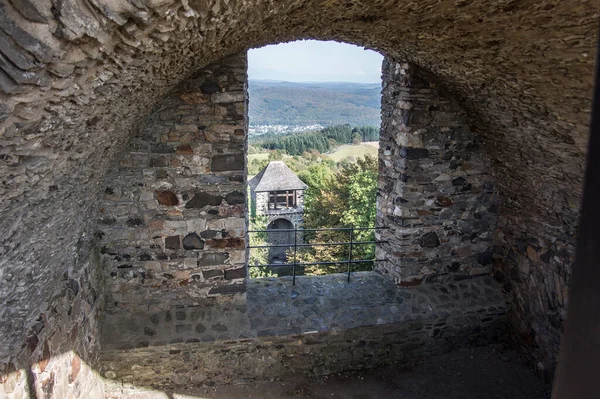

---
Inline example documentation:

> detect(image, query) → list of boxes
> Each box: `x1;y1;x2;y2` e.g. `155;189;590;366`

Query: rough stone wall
1;255;105;399
102;316;505;391
0;0;597;388
99;53;248;317
99;273;507;389
377;59;498;285
254;190;268;215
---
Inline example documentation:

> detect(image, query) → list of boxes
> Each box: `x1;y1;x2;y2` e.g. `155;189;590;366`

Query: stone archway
0;0;597;396
266;218;295;273
87;49;504;391
267;217;295;231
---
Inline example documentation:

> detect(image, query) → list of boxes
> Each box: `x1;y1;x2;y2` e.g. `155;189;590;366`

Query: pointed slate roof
248;161;308;192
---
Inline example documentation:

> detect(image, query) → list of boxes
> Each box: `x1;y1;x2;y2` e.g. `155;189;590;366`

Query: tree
249;124;379;156
248;158;269;175
247;215;274;278
296;155;378;274
268;150;284;161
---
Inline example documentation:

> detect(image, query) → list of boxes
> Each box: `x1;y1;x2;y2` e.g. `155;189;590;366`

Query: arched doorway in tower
266;218;295;271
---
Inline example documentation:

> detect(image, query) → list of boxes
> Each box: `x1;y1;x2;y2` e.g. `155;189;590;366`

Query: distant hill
248;80;381;127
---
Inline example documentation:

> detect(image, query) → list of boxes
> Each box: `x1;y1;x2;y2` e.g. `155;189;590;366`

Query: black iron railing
246;226;388;285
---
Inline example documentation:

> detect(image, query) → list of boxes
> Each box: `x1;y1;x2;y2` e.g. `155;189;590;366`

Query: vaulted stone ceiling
0;0;598;378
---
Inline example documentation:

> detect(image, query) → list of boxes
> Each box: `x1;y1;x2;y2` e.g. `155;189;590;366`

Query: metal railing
247;226;388;285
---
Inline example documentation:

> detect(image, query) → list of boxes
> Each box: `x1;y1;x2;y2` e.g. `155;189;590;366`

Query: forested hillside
250;125;378;156
249;80;381;127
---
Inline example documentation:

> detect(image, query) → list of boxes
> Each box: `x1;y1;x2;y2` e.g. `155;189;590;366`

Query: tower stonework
249;161;308;229
249;161;308;263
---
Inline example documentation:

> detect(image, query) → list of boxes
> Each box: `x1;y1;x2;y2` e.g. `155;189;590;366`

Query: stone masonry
0;255;105;399
100;272;507;389
377;59;498;285
99;53;248;316
0;0;598;396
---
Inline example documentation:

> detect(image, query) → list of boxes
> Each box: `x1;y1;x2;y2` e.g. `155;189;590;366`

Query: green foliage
304;155;378;235
248;215;274;278
248;158;269;176
248;145;264;154
246;131;379;277
256;131;330;155
296;155;379;274
327;143;378;163
267;150;285;161
298;162;335;192
355;126;379;142
250;124;379;156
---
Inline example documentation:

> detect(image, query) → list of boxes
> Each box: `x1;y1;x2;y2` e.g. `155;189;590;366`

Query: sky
248;40;383;83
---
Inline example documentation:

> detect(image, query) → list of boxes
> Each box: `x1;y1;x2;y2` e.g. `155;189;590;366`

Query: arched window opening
95;42;502;390
246;40;384;280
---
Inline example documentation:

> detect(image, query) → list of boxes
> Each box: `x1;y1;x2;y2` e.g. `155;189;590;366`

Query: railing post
293;227;297;286
348;227;353;283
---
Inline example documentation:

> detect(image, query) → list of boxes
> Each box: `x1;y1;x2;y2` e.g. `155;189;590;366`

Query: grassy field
248;141;379;165
248;153;270;163
363;141;380;148
326;142;379;162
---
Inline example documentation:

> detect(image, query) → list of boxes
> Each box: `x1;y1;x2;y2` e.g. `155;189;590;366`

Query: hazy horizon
248;40;383;84
249;79;381;84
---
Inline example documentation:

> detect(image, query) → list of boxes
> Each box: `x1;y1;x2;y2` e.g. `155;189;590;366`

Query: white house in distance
248;161;308;264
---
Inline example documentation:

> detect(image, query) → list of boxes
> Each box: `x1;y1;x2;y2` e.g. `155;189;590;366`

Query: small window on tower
268;190;296;209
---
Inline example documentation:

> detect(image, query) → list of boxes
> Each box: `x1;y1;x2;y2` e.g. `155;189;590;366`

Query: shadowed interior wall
0;0;598;396
99;54;248;348
377;59;498;285
0;246;105;398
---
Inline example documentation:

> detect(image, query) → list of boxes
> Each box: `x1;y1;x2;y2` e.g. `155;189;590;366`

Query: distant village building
248;161;308;265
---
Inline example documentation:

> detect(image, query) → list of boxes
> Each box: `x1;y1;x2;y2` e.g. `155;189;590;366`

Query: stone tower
248;161;308;263
248;161;308;228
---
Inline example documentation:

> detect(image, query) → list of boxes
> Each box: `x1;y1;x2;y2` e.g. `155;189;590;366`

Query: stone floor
102;272;506;349
246;272;506;336
100;272;510;390
103;272;508;349
105;344;551;398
